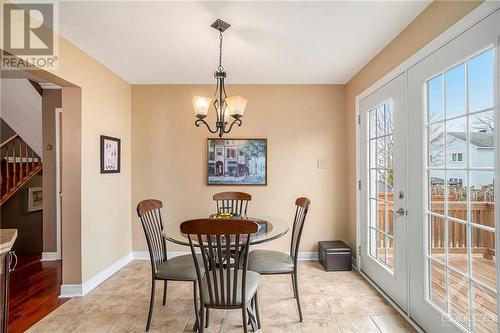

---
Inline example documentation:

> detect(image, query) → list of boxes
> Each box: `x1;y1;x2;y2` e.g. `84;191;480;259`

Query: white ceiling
59;1;430;84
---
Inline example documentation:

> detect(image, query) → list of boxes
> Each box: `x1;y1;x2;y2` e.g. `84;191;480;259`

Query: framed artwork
28;187;43;212
207;138;267;186
100;135;121;173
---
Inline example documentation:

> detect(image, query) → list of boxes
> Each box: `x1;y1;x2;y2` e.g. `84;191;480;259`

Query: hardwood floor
8;255;68;333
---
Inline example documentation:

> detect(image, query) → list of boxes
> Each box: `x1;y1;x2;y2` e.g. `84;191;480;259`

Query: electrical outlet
317;159;327;169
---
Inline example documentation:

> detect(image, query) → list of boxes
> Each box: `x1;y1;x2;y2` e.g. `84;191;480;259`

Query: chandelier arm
223;118;242;134
221;76;228;99
195;118;219;134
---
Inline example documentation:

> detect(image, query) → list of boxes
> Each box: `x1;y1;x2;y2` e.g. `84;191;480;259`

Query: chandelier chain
218;31;224;72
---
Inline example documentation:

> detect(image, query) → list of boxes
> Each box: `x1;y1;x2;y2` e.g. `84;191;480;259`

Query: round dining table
162;216;289;246
161;216;288;331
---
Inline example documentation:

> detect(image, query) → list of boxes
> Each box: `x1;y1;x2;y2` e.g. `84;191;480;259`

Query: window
216;148;223;156
451;153;463;162
226;148;237;159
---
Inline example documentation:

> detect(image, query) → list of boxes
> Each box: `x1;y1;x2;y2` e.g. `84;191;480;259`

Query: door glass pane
425;46;497;333
470;111;495;168
445;63;466;118
472;282;498;332
471;227;496;290
429;259;447;311
447;170;467;221
428;74;444;122
447;116;467;168
429;215;445;259
429;123;445;167
471;171;495;228
368;100;394;272
448;220;468;275
386;235;394;269
468;49;494;112
429;170;445;214
449;270;471;329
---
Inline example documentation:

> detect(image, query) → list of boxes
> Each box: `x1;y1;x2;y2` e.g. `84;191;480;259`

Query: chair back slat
137;199;167;275
213;192;252;216
290;197;311;264
181;219;258;307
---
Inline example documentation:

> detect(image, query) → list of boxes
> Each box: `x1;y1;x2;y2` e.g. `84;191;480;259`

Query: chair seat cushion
156;254;202;281
248;250;294;274
201;270;260;305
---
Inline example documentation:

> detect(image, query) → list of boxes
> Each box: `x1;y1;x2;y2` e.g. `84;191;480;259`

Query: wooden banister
0;135;42;206
0;134;19;149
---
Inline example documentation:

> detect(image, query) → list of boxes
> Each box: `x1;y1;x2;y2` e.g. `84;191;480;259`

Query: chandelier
192;19;247;138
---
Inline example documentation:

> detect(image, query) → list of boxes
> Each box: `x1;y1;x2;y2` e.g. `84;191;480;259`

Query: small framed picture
28;187;43;212
100;135;121;173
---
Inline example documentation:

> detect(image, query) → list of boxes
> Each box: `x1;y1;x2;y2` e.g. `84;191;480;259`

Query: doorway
359;74;408;312
407;10;500;333
358;8;500;333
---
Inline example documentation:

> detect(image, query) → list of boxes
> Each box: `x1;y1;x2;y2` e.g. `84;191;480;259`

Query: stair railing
0;134;43;205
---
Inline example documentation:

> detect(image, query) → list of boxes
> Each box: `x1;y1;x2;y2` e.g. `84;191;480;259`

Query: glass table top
162;216;289;247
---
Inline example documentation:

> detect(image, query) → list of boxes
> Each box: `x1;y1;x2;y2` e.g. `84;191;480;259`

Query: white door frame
355;1;500;329
55;107;62;260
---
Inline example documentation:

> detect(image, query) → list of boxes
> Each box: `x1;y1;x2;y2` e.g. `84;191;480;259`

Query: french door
407;10;500;333
360;73;408;312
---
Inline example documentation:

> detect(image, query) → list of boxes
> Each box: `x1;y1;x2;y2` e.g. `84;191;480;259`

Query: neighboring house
208;140;250;178
445;131;494;187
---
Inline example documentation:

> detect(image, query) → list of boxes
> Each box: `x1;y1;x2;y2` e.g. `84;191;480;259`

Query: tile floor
28;261;416;333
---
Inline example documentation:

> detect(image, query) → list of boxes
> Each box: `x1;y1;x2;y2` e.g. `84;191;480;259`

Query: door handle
395;208;406;216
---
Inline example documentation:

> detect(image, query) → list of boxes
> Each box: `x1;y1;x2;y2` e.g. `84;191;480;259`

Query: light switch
317;159;327;169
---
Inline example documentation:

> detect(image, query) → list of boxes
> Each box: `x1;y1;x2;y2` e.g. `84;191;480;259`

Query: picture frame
28;186;43;212
100;135;121;174
207;138;267;186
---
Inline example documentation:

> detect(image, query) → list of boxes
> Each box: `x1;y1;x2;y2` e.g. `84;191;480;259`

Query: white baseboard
41;252;61;261
297;251;318;260
132;251;187;260
59;284;82;298
59;252;132;298
60;250;319;299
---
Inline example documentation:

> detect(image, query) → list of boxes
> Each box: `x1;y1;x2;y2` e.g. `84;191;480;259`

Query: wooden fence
376;193;495;259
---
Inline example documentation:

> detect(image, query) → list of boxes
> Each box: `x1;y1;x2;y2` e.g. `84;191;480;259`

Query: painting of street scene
207;139;267;185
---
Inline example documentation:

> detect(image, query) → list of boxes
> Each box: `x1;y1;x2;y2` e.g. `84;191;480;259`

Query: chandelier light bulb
225;95;248;117
192;96;212;117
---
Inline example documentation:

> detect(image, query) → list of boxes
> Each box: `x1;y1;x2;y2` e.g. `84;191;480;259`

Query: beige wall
42;89;61;253
132;85;346;253
51;38;132;282
11;34;133;283
344;1;482;252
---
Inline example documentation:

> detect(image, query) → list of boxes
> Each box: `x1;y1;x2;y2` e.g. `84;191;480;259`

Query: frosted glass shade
192;96;212;116
225;95;247;117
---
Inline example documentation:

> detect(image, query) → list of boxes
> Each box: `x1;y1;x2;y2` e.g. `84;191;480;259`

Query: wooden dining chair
248;197;311;324
213;191;252;216
180;218;261;333
137;199;201;332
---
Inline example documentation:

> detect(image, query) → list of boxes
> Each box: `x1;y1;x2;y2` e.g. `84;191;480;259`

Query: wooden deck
381;249;498;333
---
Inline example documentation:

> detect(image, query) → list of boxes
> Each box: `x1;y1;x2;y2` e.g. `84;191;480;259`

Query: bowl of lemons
209;212;240;219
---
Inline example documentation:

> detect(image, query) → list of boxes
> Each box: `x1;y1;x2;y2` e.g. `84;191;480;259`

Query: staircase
0;135;42;206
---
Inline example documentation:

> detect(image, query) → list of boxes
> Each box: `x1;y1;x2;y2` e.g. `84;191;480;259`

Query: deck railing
376;193;495;259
